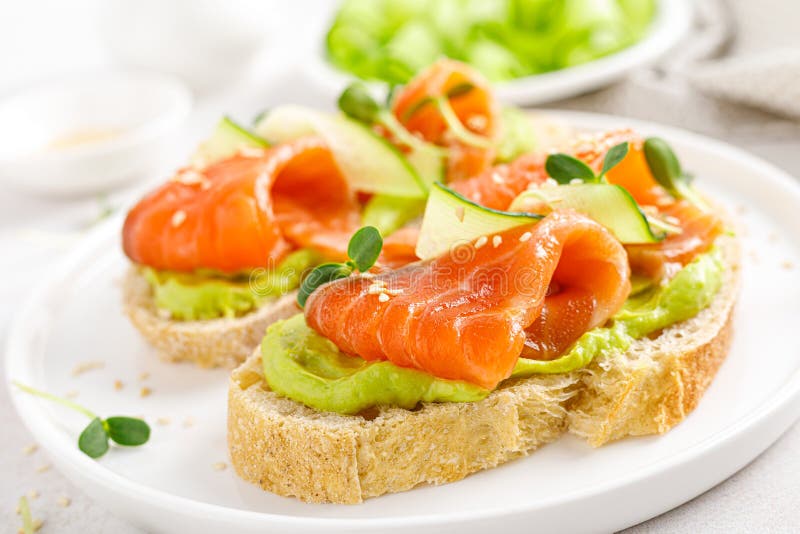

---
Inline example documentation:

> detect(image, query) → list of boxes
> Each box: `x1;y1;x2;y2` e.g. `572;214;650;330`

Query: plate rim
302;0;693;105
6;109;800;530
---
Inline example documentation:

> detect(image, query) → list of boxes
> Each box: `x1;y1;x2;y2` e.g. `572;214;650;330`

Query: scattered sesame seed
466;114;487;132
140;387;152;398
474;236;488;249
182;417;195;428
386;288;404;296
781;260;794;270
174;169;205;185
31;518;44;532
27;490;39;500
359;272;375;279
664;215;681;225
569;178;583;184
113;380;124;391
35;464;51;474
139;372;151;382
544;178;558;187
519;231;532;242
238;146;265;158
157;417;171;426
378;293;390;303
367;284;385;295
491;172;505;185
22;444;38;455
64;390;79;399
171;210;187;227
454;205;465;222
492;235;503;248
56;496;71;508
213;462;228;471
71;360;105;376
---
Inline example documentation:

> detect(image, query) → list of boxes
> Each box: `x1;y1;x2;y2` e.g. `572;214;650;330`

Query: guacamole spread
144;249;322;321
261;250;724;413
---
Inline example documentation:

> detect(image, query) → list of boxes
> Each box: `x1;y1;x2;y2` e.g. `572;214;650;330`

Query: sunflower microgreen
13;381;150;459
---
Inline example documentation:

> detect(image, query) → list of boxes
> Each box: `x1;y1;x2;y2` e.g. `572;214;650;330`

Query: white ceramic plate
6;112;800;534
303;0;692;105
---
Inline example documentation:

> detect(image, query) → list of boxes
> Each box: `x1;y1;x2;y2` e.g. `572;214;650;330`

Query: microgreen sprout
644;137;709;211
13;381;150;459
545;142;629;184
297;226;383;307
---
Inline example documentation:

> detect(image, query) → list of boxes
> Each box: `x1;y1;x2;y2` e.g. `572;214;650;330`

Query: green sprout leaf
545;154;597;184
644;137;709;210
297;226;387;308
643;137;682;194
600;142;629;178
297;262;353;308
347;226;383;272
338;83;381;124
79;418;110;458
106;417;151;446
13;381;150;459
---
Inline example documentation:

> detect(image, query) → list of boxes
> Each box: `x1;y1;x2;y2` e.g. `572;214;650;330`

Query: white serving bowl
0;72;191;196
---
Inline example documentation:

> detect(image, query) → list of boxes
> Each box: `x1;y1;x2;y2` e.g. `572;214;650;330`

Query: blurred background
1;0;799;531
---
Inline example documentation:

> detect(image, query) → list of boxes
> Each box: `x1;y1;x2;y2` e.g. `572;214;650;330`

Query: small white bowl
0;72;191;196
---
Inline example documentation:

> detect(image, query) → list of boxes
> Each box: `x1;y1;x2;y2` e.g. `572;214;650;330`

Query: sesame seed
139;372;150;382
466;114;487;132
157;417;171;426
238;146;265;158
367;284;385;295
359;272;375;279
35;464;51;474
544;178;558;187
492;235;503;248
27;489;39;500
140;387;152;398
378;293;390;303
569;178;583;185
454;205;465;222
71;360;105;376
64;390;79;399
171;210;187;227
56;496;71;508
491;172;505;185
782;260;794;270
174;169;205;185
664;215;681;225
519;231;532;242
182;417;195;428
113;380;124;391
474;236;488;249
31;518;44;532
386;288;404;296
213;462;227;471
22;444;38;455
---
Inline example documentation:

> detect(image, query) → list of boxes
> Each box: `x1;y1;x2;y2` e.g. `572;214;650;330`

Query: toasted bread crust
227;235;739;503
122;268;299;368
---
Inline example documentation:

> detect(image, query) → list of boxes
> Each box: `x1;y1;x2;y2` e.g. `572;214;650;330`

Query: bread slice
122;268;300;368
227;235;739;503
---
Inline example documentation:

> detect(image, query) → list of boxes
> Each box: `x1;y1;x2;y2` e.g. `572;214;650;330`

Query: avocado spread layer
143;249;323;321
262;249;724;414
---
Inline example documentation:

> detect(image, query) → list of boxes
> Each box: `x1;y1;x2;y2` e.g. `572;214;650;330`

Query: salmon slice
379;226;420;268
391;59;499;182
571;130;724;278
451;152;548;210
123;137;360;273
305;210;630;389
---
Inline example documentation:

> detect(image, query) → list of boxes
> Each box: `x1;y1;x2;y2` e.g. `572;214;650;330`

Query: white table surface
3;1;800;532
